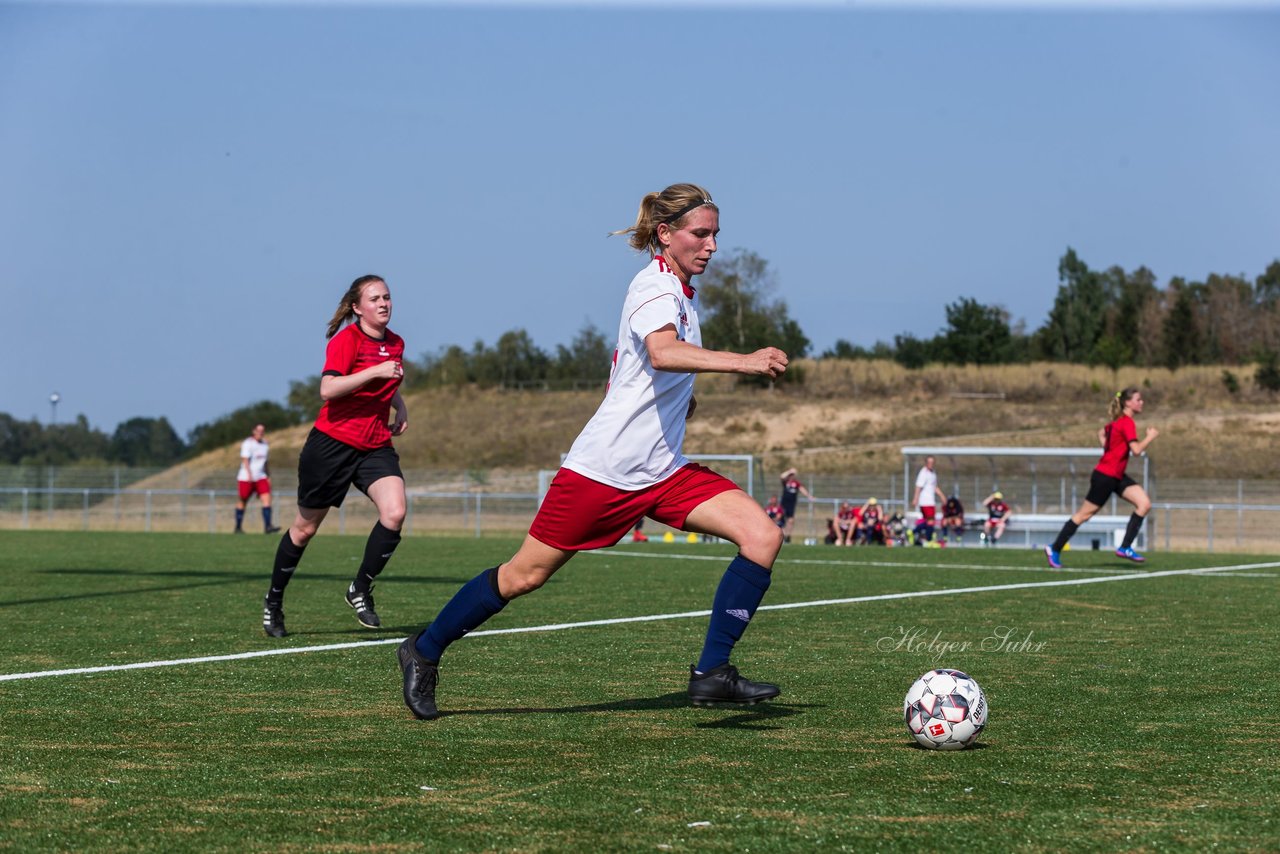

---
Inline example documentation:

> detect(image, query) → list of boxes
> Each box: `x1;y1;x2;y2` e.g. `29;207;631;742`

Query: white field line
602;550;1280;578
2;559;1277;684
599;549;1147;575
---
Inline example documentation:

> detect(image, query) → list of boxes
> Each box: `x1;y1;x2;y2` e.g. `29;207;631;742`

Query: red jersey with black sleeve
313;324;405;451
1095;414;1138;479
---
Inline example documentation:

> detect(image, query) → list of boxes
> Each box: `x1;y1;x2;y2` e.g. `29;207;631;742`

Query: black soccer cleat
265;525;281;534
688;663;781;706
345;584;381;628
262;597;286;638
398;633;441;720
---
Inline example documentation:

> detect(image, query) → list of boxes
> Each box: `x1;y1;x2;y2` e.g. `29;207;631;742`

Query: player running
1046;387;1159;568
397;183;789;720
261;275;410;638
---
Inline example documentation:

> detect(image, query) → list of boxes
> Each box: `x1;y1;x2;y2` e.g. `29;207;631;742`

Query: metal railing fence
1;466;1277;553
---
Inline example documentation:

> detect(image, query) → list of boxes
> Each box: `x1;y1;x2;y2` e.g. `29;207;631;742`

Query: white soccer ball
903;668;987;750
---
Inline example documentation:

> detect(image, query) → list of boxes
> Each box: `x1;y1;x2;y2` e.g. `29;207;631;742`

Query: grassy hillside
164;360;1279;490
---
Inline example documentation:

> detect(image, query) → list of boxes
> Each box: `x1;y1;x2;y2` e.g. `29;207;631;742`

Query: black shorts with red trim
296;427;403;509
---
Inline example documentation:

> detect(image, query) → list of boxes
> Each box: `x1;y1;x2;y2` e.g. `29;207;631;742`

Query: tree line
4;247;1276;467
829;248;1280;375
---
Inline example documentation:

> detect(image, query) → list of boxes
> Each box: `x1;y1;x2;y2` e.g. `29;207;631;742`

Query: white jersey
915;466;939;508
238;438;270;482
562;256;700;490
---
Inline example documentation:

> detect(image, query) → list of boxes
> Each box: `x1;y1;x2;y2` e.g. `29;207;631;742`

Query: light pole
50;392;60;425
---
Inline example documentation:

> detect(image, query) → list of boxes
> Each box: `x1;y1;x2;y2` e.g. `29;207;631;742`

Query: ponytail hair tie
1115;391;1123;399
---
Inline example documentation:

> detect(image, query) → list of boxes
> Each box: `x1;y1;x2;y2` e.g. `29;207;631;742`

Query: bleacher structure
900;446;1150;551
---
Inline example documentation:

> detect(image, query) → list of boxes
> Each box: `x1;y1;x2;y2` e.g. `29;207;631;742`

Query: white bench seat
956;513;1138;550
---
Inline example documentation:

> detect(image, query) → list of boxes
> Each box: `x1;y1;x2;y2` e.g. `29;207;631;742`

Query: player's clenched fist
745;347;788;377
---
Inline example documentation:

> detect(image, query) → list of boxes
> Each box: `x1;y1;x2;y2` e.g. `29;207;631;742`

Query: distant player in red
940;495;965;544
857;497;884;545
778;467;812;543
981;491;1011;546
764;496;786;529
1046;387;1159;568
261;274;410;638
835;501;858;546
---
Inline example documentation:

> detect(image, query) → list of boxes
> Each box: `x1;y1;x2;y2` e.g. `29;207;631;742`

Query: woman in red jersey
261;274;409;638
1045;387;1159;568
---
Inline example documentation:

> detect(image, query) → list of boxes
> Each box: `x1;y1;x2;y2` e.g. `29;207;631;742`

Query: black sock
1121;513;1145;550
1051;520;1078;553
352;521;401;593
268;532;306;602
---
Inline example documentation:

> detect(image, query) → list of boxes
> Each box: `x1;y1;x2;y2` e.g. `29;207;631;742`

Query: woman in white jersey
397;184;789;720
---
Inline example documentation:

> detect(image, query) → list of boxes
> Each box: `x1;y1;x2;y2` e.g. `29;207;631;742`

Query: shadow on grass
906;741;991;751
0;569;469;608
443;691;818;730
287;624;426;638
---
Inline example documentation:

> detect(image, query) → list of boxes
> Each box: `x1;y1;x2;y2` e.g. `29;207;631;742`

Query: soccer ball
903;669;987;750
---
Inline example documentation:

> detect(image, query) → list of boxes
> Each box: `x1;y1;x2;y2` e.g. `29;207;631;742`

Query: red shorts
919;506;936;522
529;463;740;551
238;479;270;501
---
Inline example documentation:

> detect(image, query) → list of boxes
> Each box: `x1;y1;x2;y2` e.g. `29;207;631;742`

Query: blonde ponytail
1109;387;1140;421
611;183;716;254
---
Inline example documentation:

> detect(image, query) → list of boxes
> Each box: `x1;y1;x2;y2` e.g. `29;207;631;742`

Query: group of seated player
824;497;899;546
774;490;1013;548
919;491;1012;546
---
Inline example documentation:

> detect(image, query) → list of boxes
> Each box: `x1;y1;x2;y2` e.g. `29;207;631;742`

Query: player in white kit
397;184;790;720
234;424;280;534
912;455;946;544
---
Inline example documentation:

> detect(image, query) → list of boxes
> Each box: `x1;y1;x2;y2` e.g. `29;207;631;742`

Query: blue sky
2;1;1278;436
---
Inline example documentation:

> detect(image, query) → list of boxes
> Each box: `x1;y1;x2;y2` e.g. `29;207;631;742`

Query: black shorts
1085;470;1138;507
780;499;798;519
296;428;403;509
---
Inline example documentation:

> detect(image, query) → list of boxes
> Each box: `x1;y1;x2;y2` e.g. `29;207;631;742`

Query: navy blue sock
696;554;772;673
234;508;245;530
416;567;507;662
262;506;274;530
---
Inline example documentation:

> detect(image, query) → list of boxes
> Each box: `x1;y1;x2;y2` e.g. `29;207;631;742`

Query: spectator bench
961;513;1136;550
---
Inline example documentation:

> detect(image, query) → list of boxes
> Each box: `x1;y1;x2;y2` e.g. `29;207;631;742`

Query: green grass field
2;531;1278;852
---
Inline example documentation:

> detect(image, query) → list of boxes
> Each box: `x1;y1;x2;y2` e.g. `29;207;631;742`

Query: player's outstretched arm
1131;426;1160;456
645;327;787;377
